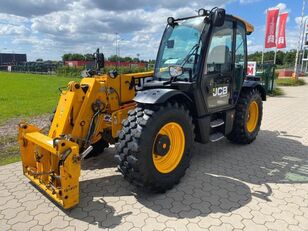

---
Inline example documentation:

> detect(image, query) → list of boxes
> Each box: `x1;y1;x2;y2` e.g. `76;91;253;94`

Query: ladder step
209;132;224;142
210;119;224;128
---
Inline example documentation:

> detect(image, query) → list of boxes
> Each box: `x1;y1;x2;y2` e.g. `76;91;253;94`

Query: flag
277;12;288;49
264;8;279;48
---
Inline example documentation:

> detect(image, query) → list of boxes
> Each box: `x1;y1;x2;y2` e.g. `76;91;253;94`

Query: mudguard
134;88;192;104
242;80;267;101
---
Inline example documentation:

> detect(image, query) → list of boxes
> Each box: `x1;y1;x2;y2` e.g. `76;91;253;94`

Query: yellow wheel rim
152;122;185;174
246;100;259;133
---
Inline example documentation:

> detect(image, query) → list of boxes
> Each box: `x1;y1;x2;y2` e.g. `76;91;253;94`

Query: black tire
115;102;194;192
227;88;263;144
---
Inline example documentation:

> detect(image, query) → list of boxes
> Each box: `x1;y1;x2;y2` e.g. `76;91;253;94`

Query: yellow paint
18;71;153;209
246;100;259;133
18;124;80;209
111;103;136;138
233;16;254;34
152;122;185;174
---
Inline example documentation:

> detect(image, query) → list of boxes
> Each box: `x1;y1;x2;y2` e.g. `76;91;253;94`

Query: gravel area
0;114;50;137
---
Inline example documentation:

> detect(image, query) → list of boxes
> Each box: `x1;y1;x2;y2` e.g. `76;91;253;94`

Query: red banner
264;8;279;48
277;13;288;49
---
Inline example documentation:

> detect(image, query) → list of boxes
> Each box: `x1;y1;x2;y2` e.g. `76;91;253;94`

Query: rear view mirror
212;8;225;27
169;66;183;78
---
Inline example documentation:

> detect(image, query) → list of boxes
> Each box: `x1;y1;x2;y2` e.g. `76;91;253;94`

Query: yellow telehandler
18;8;265;209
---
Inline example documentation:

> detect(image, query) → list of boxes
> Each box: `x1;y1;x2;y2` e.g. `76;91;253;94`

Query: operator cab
142;7;256;115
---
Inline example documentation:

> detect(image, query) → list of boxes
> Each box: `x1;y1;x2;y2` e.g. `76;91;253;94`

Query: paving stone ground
1;81;308;231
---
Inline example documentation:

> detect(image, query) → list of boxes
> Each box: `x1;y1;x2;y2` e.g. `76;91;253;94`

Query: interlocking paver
11;220;38;230
43;216;70;230
1;80;308;230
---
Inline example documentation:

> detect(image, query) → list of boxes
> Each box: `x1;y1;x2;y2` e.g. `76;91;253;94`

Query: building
0;53;27;66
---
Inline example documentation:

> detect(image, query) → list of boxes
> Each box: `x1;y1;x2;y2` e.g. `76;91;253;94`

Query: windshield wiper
181;43;200;67
168;43;199;84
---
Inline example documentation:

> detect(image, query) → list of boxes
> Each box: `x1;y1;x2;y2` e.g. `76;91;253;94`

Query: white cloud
0;24;30;35
0;0;235;60
0;0;74;17
295;16;308;27
0;13;29;24
268;3;291;13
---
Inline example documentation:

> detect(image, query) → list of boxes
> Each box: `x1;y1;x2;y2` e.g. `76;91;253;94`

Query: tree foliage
108;55;141;62
62;53;85;61
62;53;145;62
248;49;297;67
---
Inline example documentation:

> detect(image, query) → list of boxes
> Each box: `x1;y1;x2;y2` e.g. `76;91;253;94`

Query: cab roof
232;15;254;35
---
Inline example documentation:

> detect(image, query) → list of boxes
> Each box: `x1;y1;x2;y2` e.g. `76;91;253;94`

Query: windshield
154;17;206;81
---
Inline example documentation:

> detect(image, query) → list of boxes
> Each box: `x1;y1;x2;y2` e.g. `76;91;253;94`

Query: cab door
201;19;235;112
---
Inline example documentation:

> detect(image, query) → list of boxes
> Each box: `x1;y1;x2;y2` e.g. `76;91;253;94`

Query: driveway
1;82;308;230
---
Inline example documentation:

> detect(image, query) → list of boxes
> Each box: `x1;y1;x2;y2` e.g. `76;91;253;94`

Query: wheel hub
154;134;170;156
152;122;185;174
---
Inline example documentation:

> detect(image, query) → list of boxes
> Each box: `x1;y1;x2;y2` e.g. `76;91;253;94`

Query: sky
0;0;305;61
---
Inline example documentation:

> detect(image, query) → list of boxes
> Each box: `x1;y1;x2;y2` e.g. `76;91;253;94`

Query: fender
242;80;266;101
134;88;193;104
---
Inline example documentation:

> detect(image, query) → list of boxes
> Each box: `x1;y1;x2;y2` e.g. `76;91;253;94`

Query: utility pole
294;0;306;79
300;17;308;72
115;32;119;68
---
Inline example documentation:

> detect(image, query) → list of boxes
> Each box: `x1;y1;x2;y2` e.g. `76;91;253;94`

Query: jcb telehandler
18;8;265;209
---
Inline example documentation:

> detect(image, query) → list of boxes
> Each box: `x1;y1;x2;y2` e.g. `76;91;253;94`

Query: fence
255;63;276;94
0;62;62;75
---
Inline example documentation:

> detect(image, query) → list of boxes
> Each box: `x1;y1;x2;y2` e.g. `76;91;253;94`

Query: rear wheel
115;102;194;192
227;88;262;144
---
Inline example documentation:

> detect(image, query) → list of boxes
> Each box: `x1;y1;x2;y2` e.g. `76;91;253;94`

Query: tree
276;50;285;65
123;56;133;62
62;53;72;61
62;53;85;61
108;55;119;62
70;54;85;61
36;58;43;62
284;50;296;66
84;53;94;61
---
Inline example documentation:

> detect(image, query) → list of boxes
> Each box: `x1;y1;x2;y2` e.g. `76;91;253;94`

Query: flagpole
274;12;280;65
263;9;268;67
294;0;306;79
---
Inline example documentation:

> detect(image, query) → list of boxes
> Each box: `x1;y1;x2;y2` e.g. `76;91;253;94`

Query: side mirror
169;66;183;78
212;8;225;27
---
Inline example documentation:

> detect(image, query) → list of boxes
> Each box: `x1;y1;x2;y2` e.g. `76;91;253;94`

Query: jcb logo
213;86;228;96
135;77;153;90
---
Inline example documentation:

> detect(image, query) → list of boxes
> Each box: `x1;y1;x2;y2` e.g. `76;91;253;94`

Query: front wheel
115;103;194;192
227;88;263;144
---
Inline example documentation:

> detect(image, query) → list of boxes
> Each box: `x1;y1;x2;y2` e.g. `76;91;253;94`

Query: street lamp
115;32;119;68
118;39;124;59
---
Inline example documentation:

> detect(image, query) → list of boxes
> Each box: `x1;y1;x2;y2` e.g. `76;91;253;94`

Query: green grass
276;78;306;86
0;72;80;124
0;135;20;166
269;87;284;96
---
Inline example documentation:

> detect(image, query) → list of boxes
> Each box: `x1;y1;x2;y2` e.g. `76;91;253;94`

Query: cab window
205;20;234;74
